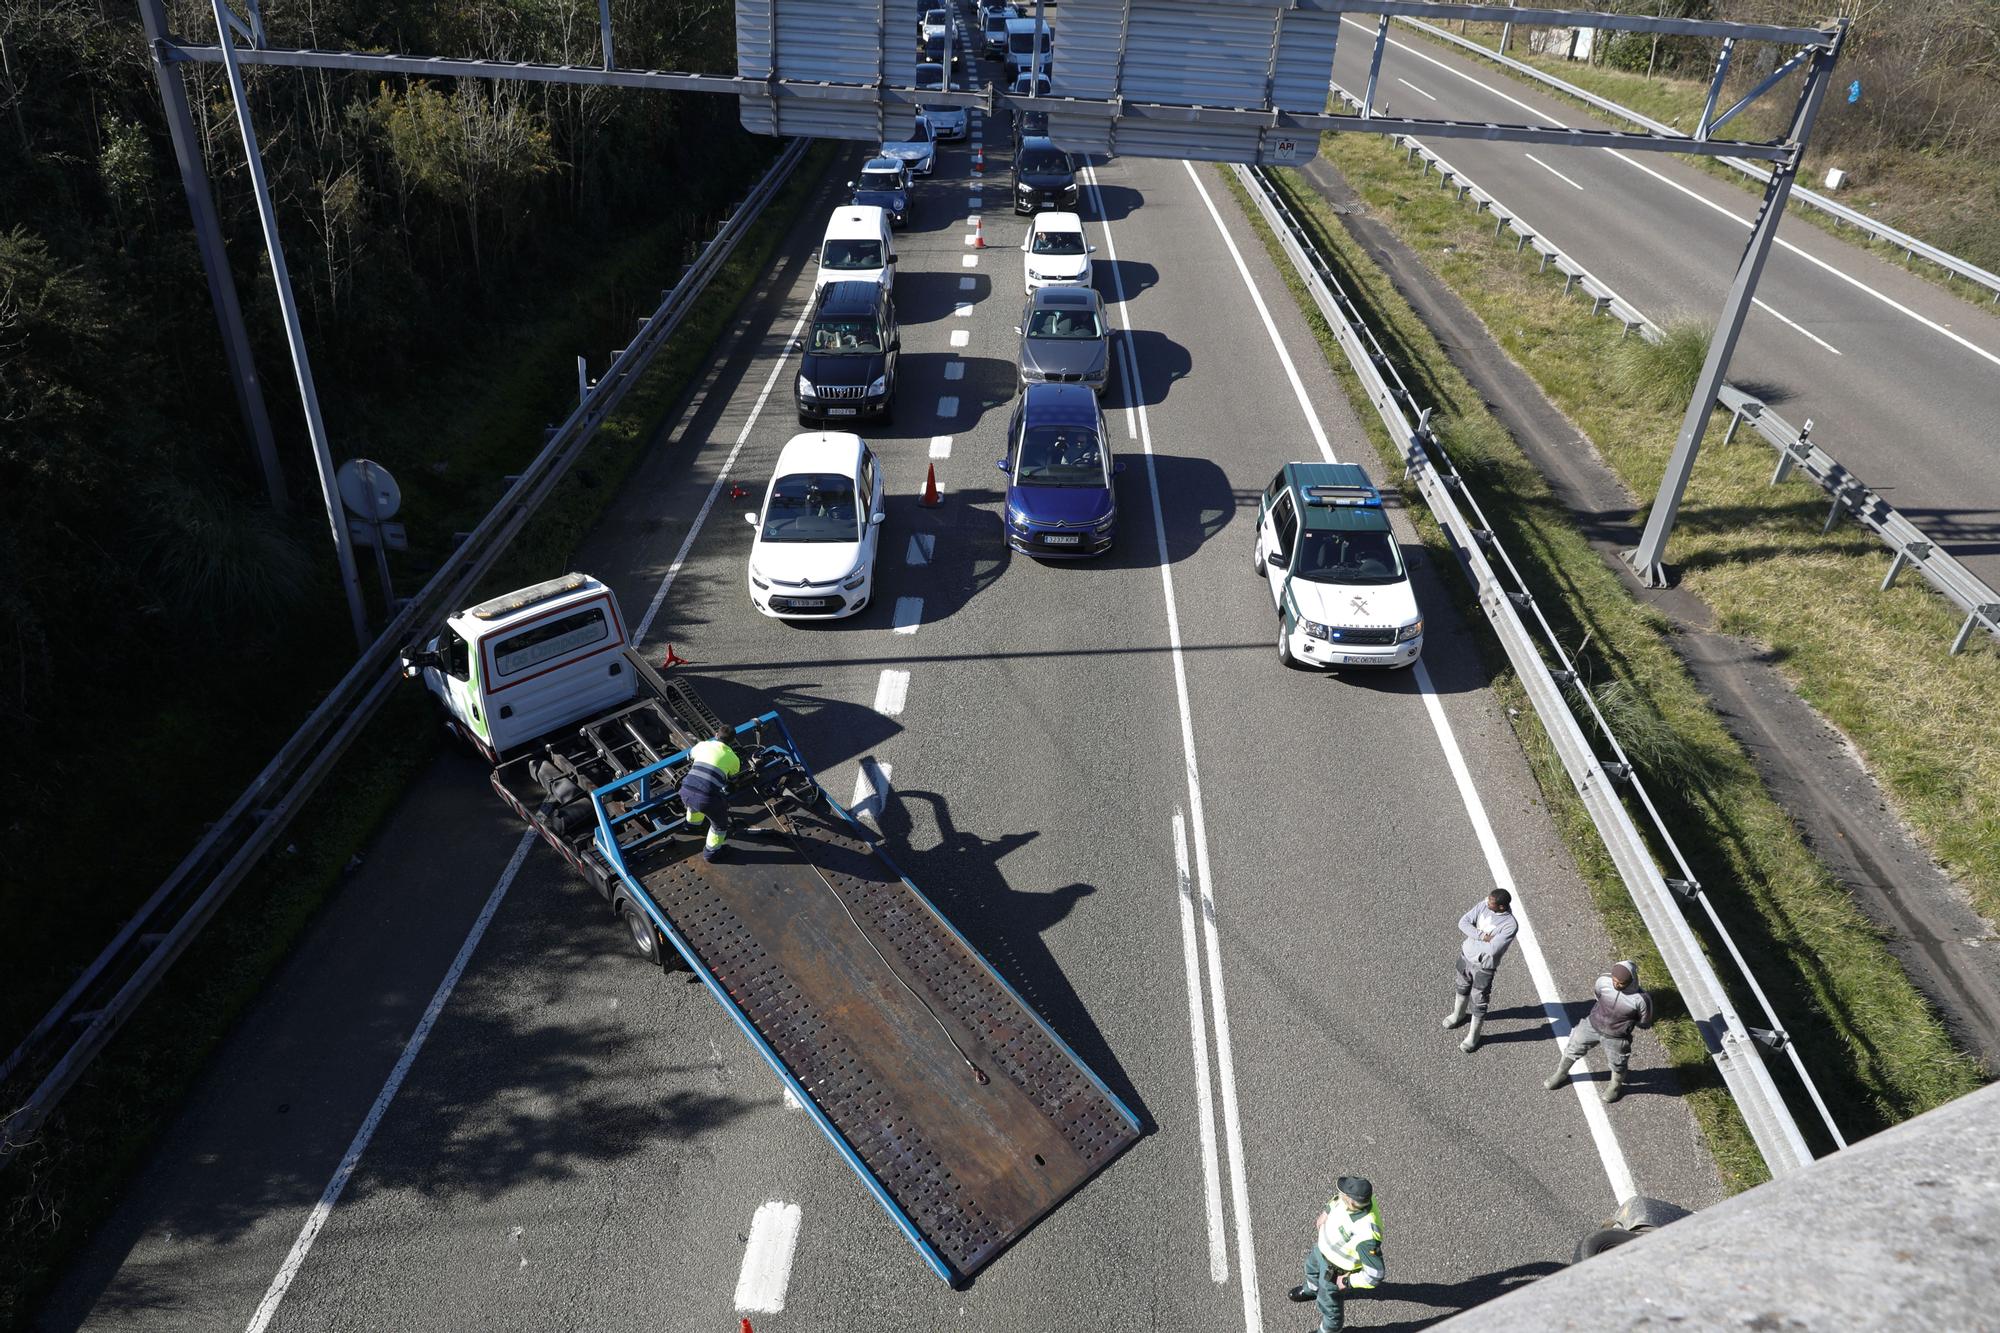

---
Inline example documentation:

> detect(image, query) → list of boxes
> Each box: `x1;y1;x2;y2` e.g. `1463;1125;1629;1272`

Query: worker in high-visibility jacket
677;728;743;862
1287;1176;1384;1333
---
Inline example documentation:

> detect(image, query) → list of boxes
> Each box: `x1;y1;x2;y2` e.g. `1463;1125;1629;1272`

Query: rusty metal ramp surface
629;801;1142;1283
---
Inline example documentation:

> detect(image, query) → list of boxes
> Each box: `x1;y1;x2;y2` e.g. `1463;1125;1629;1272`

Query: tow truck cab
399;572;636;760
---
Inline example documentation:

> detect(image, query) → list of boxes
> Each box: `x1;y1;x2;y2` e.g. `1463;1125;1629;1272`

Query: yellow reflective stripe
690;739;741;776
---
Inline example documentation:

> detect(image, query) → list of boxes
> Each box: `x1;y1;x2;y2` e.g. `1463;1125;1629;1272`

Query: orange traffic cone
921;463;943;507
972;216;986;249
741;1321;753;1333
660;643;690;669
972;146;984;176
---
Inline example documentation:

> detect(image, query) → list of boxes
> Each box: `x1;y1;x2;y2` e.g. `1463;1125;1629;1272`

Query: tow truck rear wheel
619;902;662;964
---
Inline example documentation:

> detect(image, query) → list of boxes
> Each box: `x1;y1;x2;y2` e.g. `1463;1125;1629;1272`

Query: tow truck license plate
1041;534;1081;545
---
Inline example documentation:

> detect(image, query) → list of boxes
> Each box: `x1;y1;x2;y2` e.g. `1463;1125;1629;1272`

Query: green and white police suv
399;572;639;762
1252;463;1424;670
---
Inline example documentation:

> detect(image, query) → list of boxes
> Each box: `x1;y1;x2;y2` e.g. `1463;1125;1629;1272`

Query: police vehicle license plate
827;407;858;416
1340;654;1373;665
1042;534;1081;545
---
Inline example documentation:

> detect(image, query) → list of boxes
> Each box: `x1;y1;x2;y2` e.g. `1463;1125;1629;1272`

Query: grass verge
1218;157;1987;1192
0;138;836;1332
1401;23;2000;305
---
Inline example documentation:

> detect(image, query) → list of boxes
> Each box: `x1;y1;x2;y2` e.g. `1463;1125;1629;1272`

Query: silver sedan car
1015;286;1110;395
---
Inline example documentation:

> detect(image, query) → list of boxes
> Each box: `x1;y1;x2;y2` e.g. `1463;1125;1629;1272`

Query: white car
916;63;968;140
745;433;887;620
1022;211;1094;294
919;6;950;43
1252;462;1423;669
880;114;938;177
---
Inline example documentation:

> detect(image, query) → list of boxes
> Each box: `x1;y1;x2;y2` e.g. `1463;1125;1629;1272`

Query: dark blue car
849;156;911;228
998;382;1121;557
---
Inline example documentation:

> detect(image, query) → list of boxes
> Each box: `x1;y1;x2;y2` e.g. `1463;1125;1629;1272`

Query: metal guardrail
1398;17;2000;303
1362;88;2000;655
1716;388;2000;655
0;135;813;1164
1234;160;1825;1175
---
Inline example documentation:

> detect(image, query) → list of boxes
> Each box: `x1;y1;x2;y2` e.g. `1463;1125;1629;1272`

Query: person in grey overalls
1441;889;1517;1053
1545;961;1654;1104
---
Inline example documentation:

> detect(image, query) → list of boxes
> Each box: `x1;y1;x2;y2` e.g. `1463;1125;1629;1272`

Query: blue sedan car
998;382;1121;557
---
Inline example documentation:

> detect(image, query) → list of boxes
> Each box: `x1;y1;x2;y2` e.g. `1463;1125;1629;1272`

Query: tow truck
399;573;1140;1283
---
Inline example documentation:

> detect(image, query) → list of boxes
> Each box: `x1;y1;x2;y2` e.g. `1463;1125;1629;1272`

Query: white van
1003;17;1052;84
814;206;897;293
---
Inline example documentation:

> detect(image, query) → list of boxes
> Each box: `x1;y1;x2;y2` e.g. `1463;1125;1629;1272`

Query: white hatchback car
1022;211;1094;294
746;433;887;619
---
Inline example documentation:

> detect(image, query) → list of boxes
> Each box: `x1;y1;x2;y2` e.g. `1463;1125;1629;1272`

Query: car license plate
827;407;858;416
1340;654;1374;665
790;598;829;608
1042;534;1081;546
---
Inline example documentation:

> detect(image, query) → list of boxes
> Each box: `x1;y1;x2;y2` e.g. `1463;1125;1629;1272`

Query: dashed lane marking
960;276;977;290
944;362;966;380
872;668;911;716
937;395;960;417
950;329;970;347
733;1201;803;1315
963;253;979;267
893;596;924;634
954;301;974;317
929;434;953;458
906;532;935;565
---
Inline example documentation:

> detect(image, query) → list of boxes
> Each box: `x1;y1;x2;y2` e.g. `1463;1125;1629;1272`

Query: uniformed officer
1288;1176;1384;1332
677;728;743;862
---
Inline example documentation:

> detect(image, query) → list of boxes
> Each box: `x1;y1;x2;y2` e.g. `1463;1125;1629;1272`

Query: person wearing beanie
1545;960;1655;1103
1286;1176;1384;1332
1442;888;1517;1052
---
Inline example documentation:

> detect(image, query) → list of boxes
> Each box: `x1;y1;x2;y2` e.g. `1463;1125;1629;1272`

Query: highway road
1329;22;2000;593
40;51;1723;1333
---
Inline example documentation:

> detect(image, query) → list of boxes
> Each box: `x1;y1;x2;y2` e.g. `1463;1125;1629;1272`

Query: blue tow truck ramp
587;713;1143;1284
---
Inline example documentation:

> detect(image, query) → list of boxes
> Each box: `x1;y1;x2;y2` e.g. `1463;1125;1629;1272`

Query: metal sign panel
737;0;912;140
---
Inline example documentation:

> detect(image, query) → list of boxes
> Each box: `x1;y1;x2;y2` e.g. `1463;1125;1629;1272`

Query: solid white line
733;1200;803;1314
849;758;892;824
1410;665;1638;1203
1753;298;1842;355
1396;75;1437;101
1601;147;2000;371
944;361;966;380
937;395;960;417
1180;161;1334;461
906;532;935;565
1087;161;1263;1333
245;828;538;1333
1347;15;2000;371
892;596;923;634
929;434;954;458
637;309;812;642
1176;811;1230;1285
872;668;910;716
1525;152;1585;192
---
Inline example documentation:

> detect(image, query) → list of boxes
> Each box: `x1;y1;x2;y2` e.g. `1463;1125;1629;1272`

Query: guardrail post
1953;612;1981;655
1626;35;1843;588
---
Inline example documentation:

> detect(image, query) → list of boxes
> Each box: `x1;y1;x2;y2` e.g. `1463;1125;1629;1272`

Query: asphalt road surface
1331;21;2000;593
42;51;1724;1333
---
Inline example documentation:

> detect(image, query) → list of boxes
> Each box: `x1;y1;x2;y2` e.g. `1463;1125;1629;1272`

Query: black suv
795;281;900;425
1013;136;1079;215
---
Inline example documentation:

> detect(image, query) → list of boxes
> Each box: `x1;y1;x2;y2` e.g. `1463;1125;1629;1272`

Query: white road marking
938;395;960;417
872;669;910;716
1396;75;1437;101
1342;15;2000;371
929;434;954;458
1412;665;1638;1203
906;532;935;565
1180;161;1334;461
944;361;966;380
969;195;983;209
638;309;813;641
893;596;924;633
733;1201;803;1314
245;829;539;1333
782;1086;802;1110
962;253;979;268
965;213;980;226
950;329;971;347
959;276;977;290
1525;152;1585;191
1087;161;1263;1333
1192;145;1643;1202
1602;147;2000;370
1175;811;1230;1285
849;758;893;824
954;301;974;317
1753;298;1842;355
